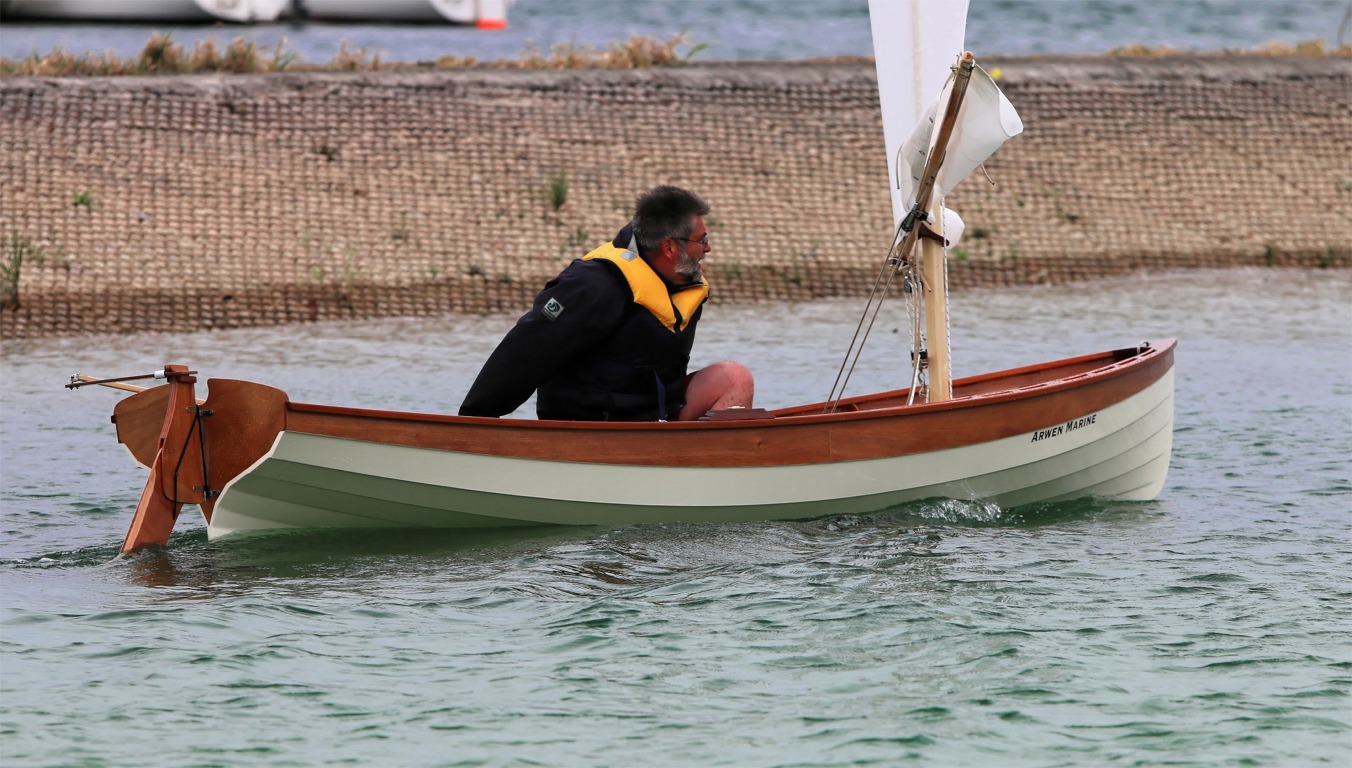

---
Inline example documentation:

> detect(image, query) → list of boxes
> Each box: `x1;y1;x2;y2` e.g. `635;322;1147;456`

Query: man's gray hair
631;185;710;254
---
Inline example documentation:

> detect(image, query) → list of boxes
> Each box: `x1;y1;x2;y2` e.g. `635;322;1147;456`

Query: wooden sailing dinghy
76;344;1175;552
70;0;1176;553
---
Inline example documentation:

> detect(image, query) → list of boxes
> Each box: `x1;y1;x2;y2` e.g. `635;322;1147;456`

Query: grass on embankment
2;32;1348;77
0;33;708;76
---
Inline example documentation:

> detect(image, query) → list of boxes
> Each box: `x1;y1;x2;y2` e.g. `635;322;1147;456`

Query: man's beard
675;250;702;281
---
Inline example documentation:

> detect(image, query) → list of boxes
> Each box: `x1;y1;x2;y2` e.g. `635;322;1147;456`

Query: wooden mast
892;51;976;402
921;200;952;401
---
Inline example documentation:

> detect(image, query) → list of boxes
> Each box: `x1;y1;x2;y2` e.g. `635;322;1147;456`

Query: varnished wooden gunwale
275;340;1174;468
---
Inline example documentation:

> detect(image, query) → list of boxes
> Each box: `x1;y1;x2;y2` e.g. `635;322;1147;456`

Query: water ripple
3;271;1350;766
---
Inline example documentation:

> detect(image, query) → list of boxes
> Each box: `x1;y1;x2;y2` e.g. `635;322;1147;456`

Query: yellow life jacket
583;241;709;332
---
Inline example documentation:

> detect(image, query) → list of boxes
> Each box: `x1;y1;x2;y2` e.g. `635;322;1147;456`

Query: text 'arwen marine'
1030;414;1098;442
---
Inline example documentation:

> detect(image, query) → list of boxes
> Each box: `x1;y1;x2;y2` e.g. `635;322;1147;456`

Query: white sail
867;0;971;228
896;64;1024;214
932;65;1024;200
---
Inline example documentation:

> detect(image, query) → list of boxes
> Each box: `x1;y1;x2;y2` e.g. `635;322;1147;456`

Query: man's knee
710;361;754;401
687;361;754;412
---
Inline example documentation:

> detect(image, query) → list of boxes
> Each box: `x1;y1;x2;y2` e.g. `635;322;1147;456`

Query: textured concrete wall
1;56;1347;338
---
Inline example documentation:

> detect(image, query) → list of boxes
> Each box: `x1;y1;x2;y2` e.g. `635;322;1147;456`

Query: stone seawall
1;56;1348;338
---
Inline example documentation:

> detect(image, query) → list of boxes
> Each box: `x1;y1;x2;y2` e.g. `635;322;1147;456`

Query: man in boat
459;185;754;421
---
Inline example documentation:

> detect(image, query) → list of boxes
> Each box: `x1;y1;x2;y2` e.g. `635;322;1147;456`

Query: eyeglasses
671;235;710;247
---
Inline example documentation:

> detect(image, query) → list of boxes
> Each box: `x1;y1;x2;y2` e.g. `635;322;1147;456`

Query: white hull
294;0;508;24
0;0;509;24
0;0;288;22
205;368;1174;539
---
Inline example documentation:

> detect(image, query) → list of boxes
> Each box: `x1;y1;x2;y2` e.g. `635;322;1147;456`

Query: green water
2;269;1349;766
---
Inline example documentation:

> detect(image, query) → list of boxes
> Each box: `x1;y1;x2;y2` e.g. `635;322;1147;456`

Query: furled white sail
896;64;1024;213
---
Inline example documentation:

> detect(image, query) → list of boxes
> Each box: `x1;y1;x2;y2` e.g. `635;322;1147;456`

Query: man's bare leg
677;361;755;421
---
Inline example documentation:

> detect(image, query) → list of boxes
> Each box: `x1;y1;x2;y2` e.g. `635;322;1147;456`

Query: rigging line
829;211;934;412
822;217;908;408
823;260;893;412
168;405;202;506
895;218;927;405
906;254;927;405
824;220;908;411
900;232;929;406
834;264;906;409
163;404;215;505
906;307;925;406
943;228;953;388
831;224;920;413
196;404;213;499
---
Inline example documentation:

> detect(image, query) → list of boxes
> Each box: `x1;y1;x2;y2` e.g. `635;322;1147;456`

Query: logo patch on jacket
542;298;565;321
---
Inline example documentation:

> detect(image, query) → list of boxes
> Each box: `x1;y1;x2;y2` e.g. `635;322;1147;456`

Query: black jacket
459;226;706;421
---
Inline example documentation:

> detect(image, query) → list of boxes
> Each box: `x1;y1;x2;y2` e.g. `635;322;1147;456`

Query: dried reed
0;33;705;77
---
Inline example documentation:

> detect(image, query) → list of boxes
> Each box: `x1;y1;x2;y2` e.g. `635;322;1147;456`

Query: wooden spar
921;199;952;401
894;51;977;403
118;365;205;553
71;374;148;395
72;372;209;403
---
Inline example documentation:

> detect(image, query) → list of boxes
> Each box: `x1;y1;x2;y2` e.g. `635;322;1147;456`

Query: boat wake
6;543;130;569
829;494;1161;529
